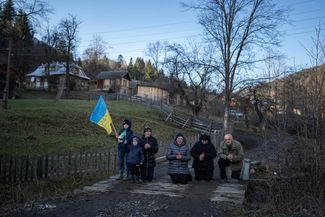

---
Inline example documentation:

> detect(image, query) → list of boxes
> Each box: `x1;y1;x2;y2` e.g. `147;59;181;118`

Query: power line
81;27;202;43
81;20;197;35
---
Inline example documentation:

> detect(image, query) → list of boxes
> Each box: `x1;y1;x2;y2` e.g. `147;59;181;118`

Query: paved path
3;160;247;217
82;160;246;204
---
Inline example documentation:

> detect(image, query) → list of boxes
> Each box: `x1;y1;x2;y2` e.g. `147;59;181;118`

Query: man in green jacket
218;134;244;181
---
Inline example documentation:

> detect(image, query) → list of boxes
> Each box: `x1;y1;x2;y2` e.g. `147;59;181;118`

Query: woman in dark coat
140;127;158;182
191;134;217;181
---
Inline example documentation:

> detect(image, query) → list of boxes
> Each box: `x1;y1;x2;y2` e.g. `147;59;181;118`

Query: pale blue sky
42;0;325;68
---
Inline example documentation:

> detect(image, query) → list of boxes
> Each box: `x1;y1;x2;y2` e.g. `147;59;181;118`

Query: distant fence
0;92;227;184
0;132;226;184
88;92;224;133
0;148;117;184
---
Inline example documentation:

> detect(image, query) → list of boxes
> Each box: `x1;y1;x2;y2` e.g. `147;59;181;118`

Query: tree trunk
2;38;12;109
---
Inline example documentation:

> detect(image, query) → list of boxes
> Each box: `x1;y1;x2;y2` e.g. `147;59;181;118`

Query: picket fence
0;132;227;184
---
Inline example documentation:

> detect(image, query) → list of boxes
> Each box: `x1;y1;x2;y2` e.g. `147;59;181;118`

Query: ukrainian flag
89;95;113;134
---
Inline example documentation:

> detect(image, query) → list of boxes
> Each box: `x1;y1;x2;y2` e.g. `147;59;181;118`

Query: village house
25;62;90;90
130;80;170;104
90;71;131;94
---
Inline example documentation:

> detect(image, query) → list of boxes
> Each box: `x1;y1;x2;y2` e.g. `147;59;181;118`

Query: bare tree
82;34;108;78
56;14;81;99
145;41;167;78
165;42;213;117
41;24;61;91
184;0;286;131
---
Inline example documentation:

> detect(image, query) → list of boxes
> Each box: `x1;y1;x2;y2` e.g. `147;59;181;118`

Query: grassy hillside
0;98;195;156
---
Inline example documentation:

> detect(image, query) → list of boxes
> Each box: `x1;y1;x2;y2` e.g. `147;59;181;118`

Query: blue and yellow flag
89;95;113;134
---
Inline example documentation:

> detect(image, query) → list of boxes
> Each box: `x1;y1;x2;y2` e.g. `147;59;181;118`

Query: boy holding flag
117;119;133;180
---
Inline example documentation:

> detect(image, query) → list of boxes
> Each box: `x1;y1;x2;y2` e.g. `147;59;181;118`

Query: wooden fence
0;148;117;184
0;93;228;184
88;92;224;133
0;131;227;184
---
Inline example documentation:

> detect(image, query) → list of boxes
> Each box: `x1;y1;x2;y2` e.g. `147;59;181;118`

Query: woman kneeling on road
166;133;192;184
191;134;217;181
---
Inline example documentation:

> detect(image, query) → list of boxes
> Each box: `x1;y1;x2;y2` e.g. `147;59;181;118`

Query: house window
123;80;127;87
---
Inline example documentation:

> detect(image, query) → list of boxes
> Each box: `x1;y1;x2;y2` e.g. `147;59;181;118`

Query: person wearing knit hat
116;119;133;180
166;133;192;184
140;126;158;182
191;133;217;181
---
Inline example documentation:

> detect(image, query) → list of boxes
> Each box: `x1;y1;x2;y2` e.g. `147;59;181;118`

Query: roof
95;71;131;81
26;62;90;80
130;80;170;91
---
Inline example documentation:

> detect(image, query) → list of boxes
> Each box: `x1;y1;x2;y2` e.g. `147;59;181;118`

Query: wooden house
25;62;90;90
130;80;170;104
90;71;131;94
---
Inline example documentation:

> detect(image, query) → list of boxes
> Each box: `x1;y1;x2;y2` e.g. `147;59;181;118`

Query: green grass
0;99;195;156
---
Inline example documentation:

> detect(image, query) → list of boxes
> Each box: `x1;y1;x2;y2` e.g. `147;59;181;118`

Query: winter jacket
191;136;217;171
126;144;144;165
218;140;244;169
117;121;133;153
166;134;191;175
140;135;159;168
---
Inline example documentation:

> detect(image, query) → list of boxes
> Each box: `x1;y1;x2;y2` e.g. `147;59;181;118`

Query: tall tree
56;14;81;98
42;24;61;91
116;54;126;69
82;34;108;78
133;57;145;81
127;57;134;77
165;42;213;117
185;0;286;130
145;41;166;79
1;0;51;108
14;9;34;85
144;59;155;81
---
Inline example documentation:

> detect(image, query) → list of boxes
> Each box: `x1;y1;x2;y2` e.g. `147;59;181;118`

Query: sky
41;0;325;69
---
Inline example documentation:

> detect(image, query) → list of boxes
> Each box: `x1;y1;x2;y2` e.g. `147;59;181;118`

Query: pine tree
15;9;33;42
145;60;154;81
134;57;145;81
127;57;134;78
1;0;15;26
13;9;34;87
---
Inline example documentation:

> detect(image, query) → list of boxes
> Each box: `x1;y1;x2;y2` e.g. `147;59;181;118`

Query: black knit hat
200;134;210;141
144;127;152;133
123;119;131;126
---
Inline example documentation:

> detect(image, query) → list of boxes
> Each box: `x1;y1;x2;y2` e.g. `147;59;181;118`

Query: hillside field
0;97;195;156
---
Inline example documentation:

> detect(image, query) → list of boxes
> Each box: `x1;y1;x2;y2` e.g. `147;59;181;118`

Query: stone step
209;182;246;204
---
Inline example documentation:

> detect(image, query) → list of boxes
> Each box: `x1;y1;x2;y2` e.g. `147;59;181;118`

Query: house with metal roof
25;62;90;90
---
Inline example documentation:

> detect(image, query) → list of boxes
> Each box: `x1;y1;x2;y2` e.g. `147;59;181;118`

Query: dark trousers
218;158;230;179
218;158;241;180
194;169;213;181
170;173;190;184
140;167;154;181
128;164;140;177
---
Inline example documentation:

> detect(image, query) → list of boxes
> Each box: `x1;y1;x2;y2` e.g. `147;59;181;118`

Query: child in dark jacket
127;136;144;183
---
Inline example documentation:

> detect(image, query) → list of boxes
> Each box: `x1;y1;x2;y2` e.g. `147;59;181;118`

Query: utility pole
3;38;12;109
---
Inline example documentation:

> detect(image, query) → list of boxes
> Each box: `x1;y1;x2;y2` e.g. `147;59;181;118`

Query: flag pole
110;121;118;139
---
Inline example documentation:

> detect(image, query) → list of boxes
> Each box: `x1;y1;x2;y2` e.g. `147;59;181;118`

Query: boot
136;176;142;184
123;174;129;181
116;173;124;180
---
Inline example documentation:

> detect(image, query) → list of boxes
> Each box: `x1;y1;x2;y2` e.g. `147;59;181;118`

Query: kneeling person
218;134;244;181
191;134;217;181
